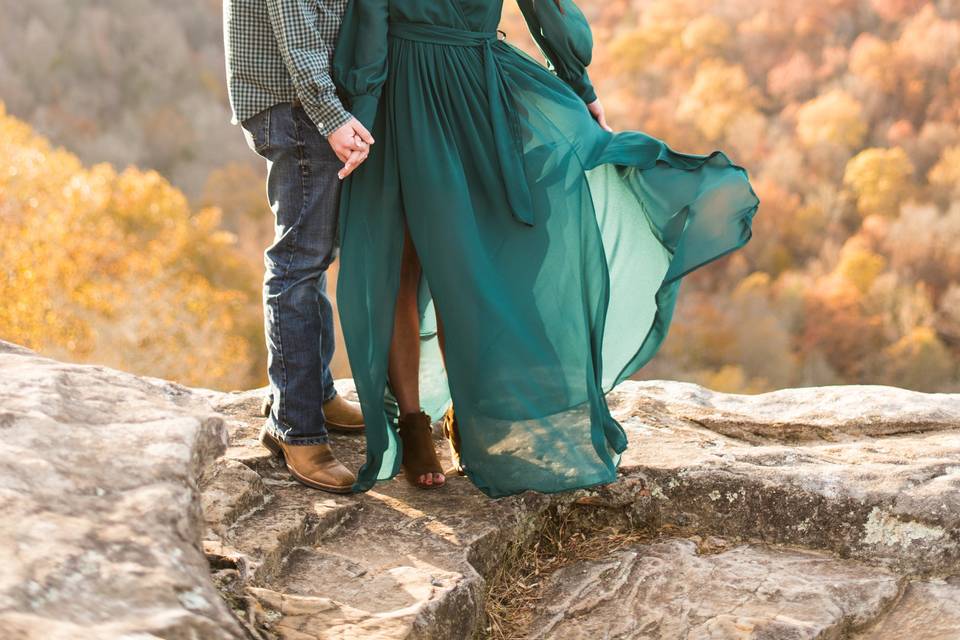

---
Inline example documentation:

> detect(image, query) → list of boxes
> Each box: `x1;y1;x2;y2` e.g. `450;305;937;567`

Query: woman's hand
338;139;369;180
587;98;613;132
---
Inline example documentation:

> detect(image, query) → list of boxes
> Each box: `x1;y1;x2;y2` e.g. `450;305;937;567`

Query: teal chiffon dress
332;0;759;498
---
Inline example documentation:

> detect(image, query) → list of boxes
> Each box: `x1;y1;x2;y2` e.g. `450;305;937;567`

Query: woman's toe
434;472;445;485
420;473;432;486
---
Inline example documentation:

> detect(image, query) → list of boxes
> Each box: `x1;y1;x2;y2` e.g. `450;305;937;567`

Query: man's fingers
330;139;351;162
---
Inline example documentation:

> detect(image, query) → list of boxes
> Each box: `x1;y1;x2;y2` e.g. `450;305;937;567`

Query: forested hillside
2;0;958;391
0;0;249;198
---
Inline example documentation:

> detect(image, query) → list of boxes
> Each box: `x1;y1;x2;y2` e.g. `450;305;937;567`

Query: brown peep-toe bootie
441;405;466;477
398;411;445;489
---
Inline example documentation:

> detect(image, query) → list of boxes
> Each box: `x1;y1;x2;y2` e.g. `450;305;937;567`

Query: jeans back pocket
241;108;272;156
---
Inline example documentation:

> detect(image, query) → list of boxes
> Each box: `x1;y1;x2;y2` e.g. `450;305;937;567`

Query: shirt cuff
302;100;353;137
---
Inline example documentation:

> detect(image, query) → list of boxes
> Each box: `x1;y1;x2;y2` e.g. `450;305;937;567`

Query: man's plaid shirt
224;0;351;137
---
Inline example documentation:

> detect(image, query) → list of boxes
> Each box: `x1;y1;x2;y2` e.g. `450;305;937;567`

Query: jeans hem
266;422;330;446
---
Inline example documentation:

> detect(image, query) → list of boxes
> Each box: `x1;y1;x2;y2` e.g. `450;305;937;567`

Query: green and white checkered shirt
223;0;352;137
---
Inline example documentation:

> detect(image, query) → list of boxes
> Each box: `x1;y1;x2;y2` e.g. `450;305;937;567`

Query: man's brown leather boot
322;395;365;432
260;394;365;433
259;426;356;493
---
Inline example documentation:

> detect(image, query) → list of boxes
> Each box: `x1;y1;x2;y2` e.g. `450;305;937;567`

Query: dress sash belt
388;21;535;226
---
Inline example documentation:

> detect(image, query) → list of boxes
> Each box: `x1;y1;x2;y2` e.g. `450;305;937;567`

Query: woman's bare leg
389;224;422;417
389;223;444;486
436;314;446;357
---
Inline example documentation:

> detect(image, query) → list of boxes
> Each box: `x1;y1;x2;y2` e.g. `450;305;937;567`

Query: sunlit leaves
678;60;759;141
796;90;867;150
928;145;960;202
883;326;954;390
843;147;915;218
870;0;926;22
836;239;887;293
0;104;261;389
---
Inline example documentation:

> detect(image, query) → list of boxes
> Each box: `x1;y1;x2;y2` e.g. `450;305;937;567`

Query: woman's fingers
587;98;614;132
338;148;369;180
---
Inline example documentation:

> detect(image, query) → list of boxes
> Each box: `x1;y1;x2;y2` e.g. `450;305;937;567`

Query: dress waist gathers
388;22;535;226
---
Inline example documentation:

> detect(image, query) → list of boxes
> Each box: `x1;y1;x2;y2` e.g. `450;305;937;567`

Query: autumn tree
871;0;926;22
796;90;867;150
843;147;915;218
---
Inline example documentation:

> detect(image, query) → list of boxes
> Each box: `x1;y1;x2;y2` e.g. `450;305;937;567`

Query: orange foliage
800;279;885;381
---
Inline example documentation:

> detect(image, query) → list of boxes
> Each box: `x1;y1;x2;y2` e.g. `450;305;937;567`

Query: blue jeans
241;102;339;445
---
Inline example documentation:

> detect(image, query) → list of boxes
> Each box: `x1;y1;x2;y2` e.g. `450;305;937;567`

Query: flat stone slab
0;342;246;639
853;577;960;640
618;381;960;442
527;539;901;639
602;382;960;574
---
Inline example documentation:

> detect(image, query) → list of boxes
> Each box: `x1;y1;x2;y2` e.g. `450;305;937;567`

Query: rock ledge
1;341;959;639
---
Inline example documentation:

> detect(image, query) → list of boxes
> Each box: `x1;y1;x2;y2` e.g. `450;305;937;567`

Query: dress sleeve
332;0;390;131
516;0;597;103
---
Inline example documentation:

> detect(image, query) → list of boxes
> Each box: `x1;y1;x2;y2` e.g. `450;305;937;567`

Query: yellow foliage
678;60;758;141
836;242;887;293
796;90;867;149
700;365;769;394
608;30;669;76
849;34;899;92
640;0;700;51
928;145;960;199
843;147;915;217
897;5;960;70
681;14;732;55
0;104;262;390
607;0;700;73
884;326;954;391
733;272;772;298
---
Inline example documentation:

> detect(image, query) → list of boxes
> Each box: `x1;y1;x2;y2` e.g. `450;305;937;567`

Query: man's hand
328;118;375;163
587;98;613;132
